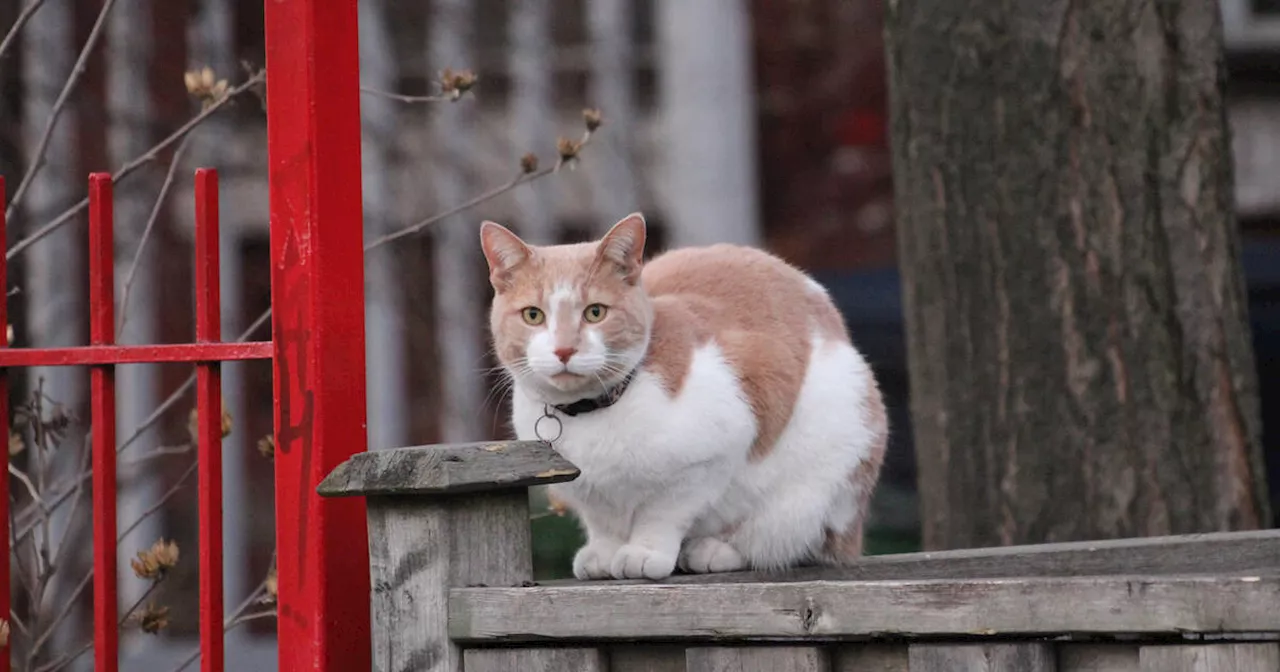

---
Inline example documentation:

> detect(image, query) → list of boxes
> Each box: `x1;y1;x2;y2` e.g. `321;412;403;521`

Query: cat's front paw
610;544;677;580
678;537;747;574
572;541;620;580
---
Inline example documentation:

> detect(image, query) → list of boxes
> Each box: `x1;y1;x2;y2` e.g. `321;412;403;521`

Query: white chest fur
512;343;757;511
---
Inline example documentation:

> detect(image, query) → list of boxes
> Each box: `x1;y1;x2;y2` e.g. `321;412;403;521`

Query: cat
481;213;888;581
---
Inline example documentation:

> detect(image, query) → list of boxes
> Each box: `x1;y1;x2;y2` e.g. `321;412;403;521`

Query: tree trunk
887;0;1271;550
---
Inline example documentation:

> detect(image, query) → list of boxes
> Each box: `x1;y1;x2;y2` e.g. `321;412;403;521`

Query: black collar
552;369;637;417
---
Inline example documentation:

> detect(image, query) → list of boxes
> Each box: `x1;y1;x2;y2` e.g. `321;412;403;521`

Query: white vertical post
107;0;162;656
360;0;410;450
588;0;640;232
429;0;486;442
656;0;762;247
23;0;86;661
509;0;557;244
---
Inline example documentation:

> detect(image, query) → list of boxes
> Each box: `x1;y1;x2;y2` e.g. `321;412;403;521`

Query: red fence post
88;173;119;671
194;169;225;672
263;1;372;670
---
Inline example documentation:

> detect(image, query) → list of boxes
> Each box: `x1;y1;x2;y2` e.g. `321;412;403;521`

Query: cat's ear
597;213;647;283
480;221;532;288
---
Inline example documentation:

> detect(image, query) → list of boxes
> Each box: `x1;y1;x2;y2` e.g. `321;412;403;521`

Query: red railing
0;172;275;671
0;2;373;670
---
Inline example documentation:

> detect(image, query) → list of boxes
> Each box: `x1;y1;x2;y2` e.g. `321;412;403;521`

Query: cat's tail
816;381;888;565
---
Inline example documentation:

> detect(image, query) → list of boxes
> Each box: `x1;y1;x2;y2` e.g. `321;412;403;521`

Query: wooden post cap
317;440;580;497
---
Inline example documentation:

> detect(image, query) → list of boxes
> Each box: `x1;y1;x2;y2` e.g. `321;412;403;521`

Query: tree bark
887;0;1271;550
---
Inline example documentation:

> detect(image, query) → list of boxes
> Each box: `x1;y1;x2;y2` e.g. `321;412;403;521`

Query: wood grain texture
546;529;1280;586
610;646;688;672
369;492;531;672
462;647;607;672
449;575;1280;642
1139;644;1280;671
686;647;829;672
832;645;909;671
317;440;579;496
1058;644;1140;671
909;644;1055;671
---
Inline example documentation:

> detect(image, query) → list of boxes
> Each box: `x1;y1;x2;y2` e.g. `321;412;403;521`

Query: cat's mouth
550;371;585;383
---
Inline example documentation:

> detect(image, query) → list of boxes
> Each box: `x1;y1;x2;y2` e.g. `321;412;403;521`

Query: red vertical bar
0;177;11;672
263;1;371;670
88;173;118;671
194;169;224;672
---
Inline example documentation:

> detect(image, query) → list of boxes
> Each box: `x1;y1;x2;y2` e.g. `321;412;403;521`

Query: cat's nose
554;347;576;363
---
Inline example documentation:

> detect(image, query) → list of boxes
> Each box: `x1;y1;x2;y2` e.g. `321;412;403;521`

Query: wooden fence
319;441;1280;672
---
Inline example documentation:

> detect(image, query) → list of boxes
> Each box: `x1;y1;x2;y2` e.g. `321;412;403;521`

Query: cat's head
480;213;653;403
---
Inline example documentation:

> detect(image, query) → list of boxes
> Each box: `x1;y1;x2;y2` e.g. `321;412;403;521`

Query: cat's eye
520;307;545;326
583;304;608;323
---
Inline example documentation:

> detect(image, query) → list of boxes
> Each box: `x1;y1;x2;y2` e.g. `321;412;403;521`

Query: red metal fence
0;2;375;670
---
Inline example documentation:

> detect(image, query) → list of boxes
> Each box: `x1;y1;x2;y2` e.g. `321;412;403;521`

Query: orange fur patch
641;244;851;460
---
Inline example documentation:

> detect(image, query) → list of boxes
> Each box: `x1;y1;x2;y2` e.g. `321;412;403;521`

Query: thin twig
10;308;270;542
9;502;37;612
359;86;454;104
118;135;194;337
0;0;51;66
26;569;92;661
47;429;90;577
117;460;197;544
8;464;45;511
363;129;594;253
6;71;266;261
35;579;164;672
171;580;271;672
5;0;121;220
120;442;194;468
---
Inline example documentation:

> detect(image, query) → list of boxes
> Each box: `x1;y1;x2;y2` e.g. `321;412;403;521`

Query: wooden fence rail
319;441;1280;672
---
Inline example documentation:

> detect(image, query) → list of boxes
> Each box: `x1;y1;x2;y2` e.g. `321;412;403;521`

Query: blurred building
1;0;1279;668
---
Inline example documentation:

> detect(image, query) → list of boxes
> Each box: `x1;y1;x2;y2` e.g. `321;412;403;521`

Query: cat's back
641;243;849;344
638;244;860;459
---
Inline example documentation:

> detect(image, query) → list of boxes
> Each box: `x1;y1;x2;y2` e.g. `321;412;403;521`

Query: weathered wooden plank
317;440;579;496
369;493;531;672
449;575;1280;642
1058;644;1140;671
1138;644;1280;671
610;646;687;672
832;644;909;671
545;529;1280;585
686;647;829;672
462;647;607;672
909;643;1055;671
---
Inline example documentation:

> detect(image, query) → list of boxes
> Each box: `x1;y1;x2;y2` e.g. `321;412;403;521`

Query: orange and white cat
481;213;887;581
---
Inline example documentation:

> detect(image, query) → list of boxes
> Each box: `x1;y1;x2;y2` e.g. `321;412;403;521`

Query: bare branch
0;0;51;65
26;570;92;662
170;579;271;672
118;135;194;338
5;0;121;220
8;464;45;512
117;460;197;544
359;86;453;104
10;312;268;542
35;578;165;672
6;70;266;261
363;128;596;253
